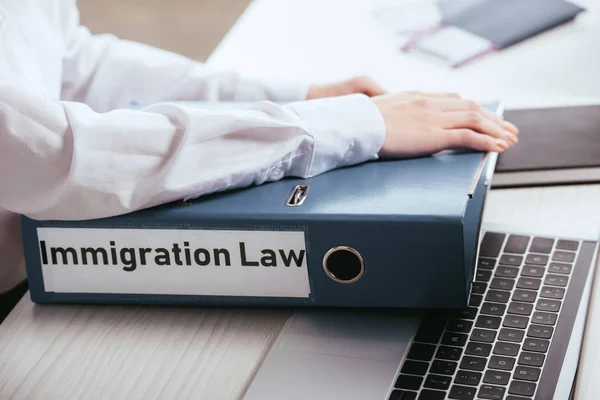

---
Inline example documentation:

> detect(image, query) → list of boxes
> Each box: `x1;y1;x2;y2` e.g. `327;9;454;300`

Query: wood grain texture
483;184;600;239
0;302;289;399
2;185;600;399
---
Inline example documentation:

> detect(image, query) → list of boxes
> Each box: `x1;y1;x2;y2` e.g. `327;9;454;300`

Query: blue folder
20;103;500;309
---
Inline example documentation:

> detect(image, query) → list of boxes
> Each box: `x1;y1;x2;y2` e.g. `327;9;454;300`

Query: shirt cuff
286;93;386;177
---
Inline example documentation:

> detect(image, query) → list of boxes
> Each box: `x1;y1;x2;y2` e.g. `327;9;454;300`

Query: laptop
240;99;599;400
242;225;599;400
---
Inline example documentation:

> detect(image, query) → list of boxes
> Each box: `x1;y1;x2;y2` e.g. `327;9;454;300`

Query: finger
479;106;519;134
363;84;388;97
406;91;461;99
443;111;519;145
445;129;511;152
354;77;388;96
430;99;519;134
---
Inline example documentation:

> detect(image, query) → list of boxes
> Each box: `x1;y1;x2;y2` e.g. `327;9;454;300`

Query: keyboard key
514;366;541;382
544;274;569;287
532;311;558;326
442;332;468;347
540;286;565;299
389;390;417;400
480;232;506;258
476;270;492;282
424;374;451;390
486;290;511;303
518;351;545;367
395;374;423;390
508;302;533;316
527;324;553;339
483;370;511;385
401;360;429;376
490;278;515;291
552;251;576;263
525;253;548;266
469;295;483;307
414;318;447;344
504;234;530;254
495;266;519;278
481;303;506;317
516;277;541;290
489;355;516;370
530;237;554;254
430;360;458;375
499;328;525;343
471;329;497;343
447;319;473;333
556;239;579;251
471;282;487;295
506;397;531;400
389;389;417;400
478;258;496;270
523;338;549;353
549;262;572;275
449;384;477;400
465;342;492;357
420;309;451;326
476;316;502;330
478;384;506;400
436;346;463;361
512;289;537;303
418;389;445;400
460;356;487;371
454;307;478;320
509;380;536;397
536;299;561;313
493;341;520;356
503;315;529;329
407;343;436;361
521;265;545;278
499;254;522;266
454;370;482;386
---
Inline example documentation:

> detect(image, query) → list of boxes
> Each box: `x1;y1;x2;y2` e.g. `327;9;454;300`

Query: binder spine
462;153;495;299
21;212;471;308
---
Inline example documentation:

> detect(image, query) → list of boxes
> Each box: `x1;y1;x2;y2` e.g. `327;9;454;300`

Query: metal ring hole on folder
322;246;364;284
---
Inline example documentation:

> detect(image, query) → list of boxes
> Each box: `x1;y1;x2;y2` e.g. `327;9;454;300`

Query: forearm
0;82;385;221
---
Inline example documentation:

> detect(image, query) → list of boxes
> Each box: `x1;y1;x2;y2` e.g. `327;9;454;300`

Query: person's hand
373;91;519;158
306;76;387;99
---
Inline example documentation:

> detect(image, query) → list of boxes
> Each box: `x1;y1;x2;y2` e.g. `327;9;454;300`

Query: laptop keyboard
388;231;596;400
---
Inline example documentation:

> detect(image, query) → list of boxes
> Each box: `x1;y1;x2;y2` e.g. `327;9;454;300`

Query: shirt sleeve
58;0;309;112
0;80;386;221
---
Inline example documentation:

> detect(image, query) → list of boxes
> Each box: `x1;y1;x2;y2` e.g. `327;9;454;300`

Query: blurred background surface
77;0;251;61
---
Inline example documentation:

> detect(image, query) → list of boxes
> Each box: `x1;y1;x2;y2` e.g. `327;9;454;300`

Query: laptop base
243;227;599;400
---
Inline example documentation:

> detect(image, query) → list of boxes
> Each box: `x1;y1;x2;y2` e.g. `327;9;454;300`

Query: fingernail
496;139;510;149
505;131;518;144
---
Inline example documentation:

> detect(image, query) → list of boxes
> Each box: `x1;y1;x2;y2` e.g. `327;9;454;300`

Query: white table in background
1;0;600;398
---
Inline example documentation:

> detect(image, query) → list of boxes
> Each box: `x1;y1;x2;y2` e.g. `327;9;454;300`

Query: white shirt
0;0;386;293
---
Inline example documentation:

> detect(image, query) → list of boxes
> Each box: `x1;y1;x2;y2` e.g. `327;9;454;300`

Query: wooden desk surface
2;185;600;400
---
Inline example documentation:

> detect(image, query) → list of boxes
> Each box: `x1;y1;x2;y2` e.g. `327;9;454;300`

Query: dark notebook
442;0;586;49
492;104;600;188
399;0;586;68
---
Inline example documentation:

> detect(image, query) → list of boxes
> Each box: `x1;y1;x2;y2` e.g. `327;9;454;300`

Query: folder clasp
286;184;310;206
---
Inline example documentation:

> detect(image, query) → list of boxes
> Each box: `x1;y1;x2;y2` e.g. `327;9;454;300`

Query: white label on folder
36;227;310;298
